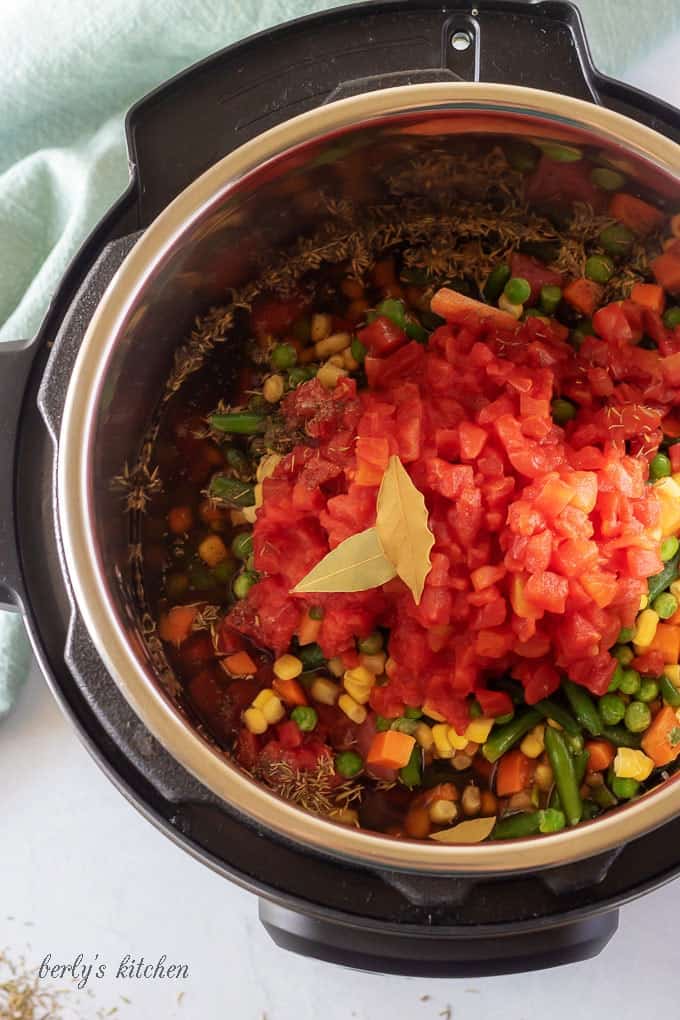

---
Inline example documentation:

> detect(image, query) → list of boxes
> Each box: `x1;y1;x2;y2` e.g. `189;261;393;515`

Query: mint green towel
0;0;678;718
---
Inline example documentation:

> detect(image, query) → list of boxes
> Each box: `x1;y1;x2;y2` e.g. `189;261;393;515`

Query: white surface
4;31;680;1020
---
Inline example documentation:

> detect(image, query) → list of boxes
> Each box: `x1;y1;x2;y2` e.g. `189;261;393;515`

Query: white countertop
3;20;680;1020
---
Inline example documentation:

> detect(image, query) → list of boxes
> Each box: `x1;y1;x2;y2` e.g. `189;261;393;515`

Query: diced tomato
358;315;408;357
527;155;602;207
475;689;514;718
510;253;563;304
593;303;634;344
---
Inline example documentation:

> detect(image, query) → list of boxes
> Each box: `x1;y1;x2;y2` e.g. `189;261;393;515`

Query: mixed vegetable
143;135;680;843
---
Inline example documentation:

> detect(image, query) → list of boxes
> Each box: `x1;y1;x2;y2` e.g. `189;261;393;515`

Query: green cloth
0;0;678;716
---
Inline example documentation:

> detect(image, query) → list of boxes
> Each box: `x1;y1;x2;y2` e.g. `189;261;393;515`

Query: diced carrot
158;605;198;646
667;605;680;626
366;730;416;769
272;676;308;706
609;193;665;236
630;282;666;315
431;287;519;330
297;609;322;647
641;704;680;766
223;650;257;676
649;623;680;665
585;739;616;772
422;782;459;805
563;277;603;316
167;505;194;534
652;252;680;294
495;749;534;796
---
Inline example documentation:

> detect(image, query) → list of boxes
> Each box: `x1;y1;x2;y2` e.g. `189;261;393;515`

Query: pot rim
59;82;680;874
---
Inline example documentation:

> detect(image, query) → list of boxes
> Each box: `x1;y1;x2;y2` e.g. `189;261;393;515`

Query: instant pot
3;0;680;976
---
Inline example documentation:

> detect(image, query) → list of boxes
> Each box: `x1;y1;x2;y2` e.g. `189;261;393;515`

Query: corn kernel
423;701;447;722
198;534;229;568
654;477;680;537
343;349;359;371
665;664;680;686
316;361;348;389
310;677;339;705
429;799;458;825
448;726;469;751
639;594;649;611
520;723;545;759
359;652;387;675
534;763;554;791
338;693;367;725
262;694;285;725
315;332;351;359
310;312;332;342
452;753;473;771
273;654;304;681
614;747;654;782
633;608;659;649
243;707;268;734
327;657;344;677
331;808;359;827
546;718;563;730
414;722;434;750
343;666;375;704
670;580;680;603
498;293;523;319
263;374;284;403
252;689;276;711
464;717;495;744
432;724;453;758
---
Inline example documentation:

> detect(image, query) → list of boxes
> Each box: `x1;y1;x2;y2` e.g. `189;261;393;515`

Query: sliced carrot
641;704;680;766
609;192;665;236
223;650;257;676
297;609;322;647
630;282;666;315
585;739;616;772
652;252;680;294
158;605;198;646
563;277;603;316
366;730;416;769
495;748;534;796
649;623;680;665
272;676;308;706
431;287;519;330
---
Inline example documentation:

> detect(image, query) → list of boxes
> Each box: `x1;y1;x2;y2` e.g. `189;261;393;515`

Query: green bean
209;475;256;507
580;800;601;820
534;699;582;735
660;673;680;708
351;338;366;363
590;167;625;191
591;783;617;809
647;551;680;603
544;726;582;826
573;749;590;786
539;142;583;162
539;285;562;315
208;412;266;435
405;318;429;343
484;264;511;302
225;447;252;475
491;808;566;840
600;725;642;749
562;679;603;736
298;643;325;671
399;746;422;789
482;709;542;762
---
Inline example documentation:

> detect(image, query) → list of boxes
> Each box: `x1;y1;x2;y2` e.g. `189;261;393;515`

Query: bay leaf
376;455;434;605
291;527;397;594
428;816;497;844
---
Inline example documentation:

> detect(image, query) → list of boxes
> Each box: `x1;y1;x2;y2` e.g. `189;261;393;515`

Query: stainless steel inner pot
58;83;680;874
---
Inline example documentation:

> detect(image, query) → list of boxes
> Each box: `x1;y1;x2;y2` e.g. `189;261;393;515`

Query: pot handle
259;898;617;976
0;339;38;610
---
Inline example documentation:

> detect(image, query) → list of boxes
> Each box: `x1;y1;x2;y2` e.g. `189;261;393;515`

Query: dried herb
292;527;396;594
428;816;497;843
376;456;434;605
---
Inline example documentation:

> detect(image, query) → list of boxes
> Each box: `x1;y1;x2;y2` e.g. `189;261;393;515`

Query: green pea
404;706;423;720
390;717;419;735
291;706;318;732
539;285;562;315
231;532;253;560
335;750;363;778
308;605;325;621
504;277;532;305
539;141;583;162
551;398;577;425
619;669;641;696
591;167;626;191
611;776;640;800
374;715;392;732
505;141;539;172
650;452;672;480
638;679;660;703
624;701;652;733
661;537;680;562
288;367;310;388
599;223;635;256
484;264;511;302
653;592;678;619
663;307;680;329
358;631;383;655
165;572;189;600
612;644;634;666
618;627;636;643
350;338;367;364
213;559;237;584
233;570;258;599
599;693;626;726
271;343;298;371
585;254;615;284
608;662;625;692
